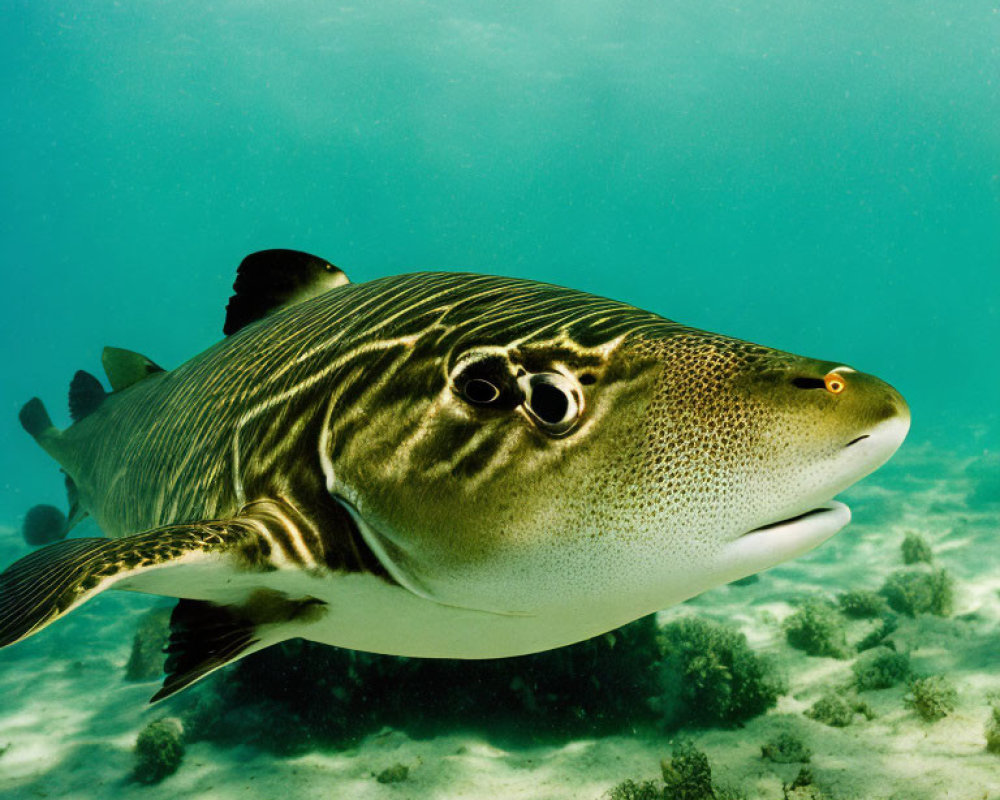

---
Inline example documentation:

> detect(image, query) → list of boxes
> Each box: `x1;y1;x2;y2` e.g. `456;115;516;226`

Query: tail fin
19;397;55;440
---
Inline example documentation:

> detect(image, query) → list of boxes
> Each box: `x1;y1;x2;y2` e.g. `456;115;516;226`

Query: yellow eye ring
824;372;846;394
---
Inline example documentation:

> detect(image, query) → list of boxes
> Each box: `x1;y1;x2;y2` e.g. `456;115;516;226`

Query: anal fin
153;593;325;702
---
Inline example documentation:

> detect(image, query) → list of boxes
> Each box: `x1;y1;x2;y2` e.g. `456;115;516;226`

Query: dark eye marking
791;377;827;390
452;353;524;410
579;373;597;386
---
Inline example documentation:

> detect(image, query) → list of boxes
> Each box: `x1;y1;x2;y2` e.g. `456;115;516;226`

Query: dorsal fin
101;346;166;392
68;370;107;422
223;249;349;336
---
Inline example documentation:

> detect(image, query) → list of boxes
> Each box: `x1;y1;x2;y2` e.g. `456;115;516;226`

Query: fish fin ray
152;592;321;702
152;599;261;702
0;520;269;649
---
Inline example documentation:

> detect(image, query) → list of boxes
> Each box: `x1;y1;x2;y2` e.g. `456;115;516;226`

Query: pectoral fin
0;519;270;649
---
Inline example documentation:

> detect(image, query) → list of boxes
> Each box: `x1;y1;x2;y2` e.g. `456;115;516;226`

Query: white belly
290;572;620;659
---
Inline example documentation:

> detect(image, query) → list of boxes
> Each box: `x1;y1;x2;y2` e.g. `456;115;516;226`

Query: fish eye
451;353;523;409
524;373;583;435
824;372;846;394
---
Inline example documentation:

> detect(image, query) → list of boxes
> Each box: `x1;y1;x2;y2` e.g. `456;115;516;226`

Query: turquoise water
1;2;998;798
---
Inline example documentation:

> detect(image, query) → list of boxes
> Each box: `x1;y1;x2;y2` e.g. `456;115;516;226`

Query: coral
132;717;185;784
904;676;957;721
124;606;172;682
375;763;409;783
761;731;811;763
852;648;911;691
879;568;954;617
783;600;850;659
901;532;933;565
986;695;1000;754
856;615;898;652
653;616;785;727
661;740;714;800
837;590;887;619
606;779;662;800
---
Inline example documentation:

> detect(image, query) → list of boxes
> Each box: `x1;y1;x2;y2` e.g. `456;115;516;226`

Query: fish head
328;276;909;632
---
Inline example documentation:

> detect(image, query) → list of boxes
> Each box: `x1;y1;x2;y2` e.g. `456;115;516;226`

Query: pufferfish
0;250;909;701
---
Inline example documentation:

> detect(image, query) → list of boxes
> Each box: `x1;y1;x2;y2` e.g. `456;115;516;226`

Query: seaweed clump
607;743;745;800
190;615;665;751
606;779;662;800
804;692;874;727
783;600;849;659
653;616;785;728
852;648;911;691
901;532;933;565
761;731;811;763
132;717;185;784
375;763;409;784
904;676;957;721
986;695;1000;754
124;606;172;682
879;568;954;617
783;768;828;800
183;613;781;753
661;740;715;800
856;615;899;652
836;590;887;620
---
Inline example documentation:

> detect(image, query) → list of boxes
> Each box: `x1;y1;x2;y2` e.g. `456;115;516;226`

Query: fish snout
786;362;910;460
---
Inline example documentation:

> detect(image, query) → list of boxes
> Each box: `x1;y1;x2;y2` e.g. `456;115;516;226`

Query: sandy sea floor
0;440;997;800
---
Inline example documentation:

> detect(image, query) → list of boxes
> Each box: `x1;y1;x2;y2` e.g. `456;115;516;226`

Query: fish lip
717;500;851;583
733;499;851;548
741;503;845;536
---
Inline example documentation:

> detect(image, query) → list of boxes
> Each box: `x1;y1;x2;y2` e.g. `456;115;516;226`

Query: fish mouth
717;500;851;581
742;503;847;537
